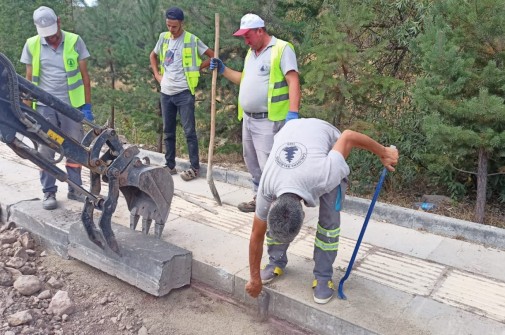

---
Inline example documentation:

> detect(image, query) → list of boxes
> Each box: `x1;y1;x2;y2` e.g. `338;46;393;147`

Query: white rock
7;310;32;326
48;290;75;316
47;276;63;289
5;267;23;281
5;330;16;335
13;275;41;295
6;256;26;269
37;290;52;300
40;251;47;257
138;326;149;335
0;266;13;286
18;232;35;249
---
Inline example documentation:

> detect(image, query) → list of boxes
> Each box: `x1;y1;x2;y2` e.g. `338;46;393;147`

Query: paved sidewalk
0;142;504;335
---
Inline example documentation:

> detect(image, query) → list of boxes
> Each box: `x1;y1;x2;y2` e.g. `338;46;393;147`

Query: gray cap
33;6;58;37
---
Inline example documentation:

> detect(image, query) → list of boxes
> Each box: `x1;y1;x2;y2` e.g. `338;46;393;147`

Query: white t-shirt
238;36;298;113
153;31;209;96
255;118;350;221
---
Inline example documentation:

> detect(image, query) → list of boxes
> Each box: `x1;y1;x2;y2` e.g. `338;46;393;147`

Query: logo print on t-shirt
164;49;176;69
275;142;307;169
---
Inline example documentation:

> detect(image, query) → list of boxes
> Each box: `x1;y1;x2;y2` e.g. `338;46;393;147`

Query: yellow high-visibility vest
27;31;85;108
238;39;294;121
158;31;202;95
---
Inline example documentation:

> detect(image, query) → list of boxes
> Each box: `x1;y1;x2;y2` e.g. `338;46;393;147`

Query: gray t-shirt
238;36;298;114
255;118;350;221
153;31;209;96
20;31;90;105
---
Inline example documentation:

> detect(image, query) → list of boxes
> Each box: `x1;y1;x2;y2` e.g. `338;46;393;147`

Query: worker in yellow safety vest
149;7;214;182
210;13;301;213
20;5;93;211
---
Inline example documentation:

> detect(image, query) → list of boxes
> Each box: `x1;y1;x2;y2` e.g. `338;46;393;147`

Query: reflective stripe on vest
238;39;294;121
158;31;202;95
27;31;85;108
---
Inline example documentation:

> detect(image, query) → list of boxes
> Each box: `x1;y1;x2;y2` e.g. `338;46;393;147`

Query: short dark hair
267;193;304;244
165;7;184;21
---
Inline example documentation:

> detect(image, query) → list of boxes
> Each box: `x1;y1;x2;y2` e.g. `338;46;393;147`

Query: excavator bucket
120;162;174;238
0;52;174;254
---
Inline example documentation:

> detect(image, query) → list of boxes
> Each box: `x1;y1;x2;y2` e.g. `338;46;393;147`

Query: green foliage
0;0;73;73
413;0;505;201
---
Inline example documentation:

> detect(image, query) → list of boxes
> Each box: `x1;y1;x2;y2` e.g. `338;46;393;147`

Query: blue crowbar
338;167;388;300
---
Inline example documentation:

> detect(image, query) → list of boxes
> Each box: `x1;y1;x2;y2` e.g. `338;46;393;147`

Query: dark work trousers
160;90;199;171
266;179;347;281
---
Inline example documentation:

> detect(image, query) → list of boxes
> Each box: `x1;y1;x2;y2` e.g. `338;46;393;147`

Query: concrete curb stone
139;149;505;251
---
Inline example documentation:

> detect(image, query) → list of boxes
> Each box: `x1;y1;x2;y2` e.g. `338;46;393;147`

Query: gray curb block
139;148;505;251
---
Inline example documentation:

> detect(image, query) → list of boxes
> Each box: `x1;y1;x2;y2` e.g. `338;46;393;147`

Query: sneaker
42;192;57;210
180;168;198;181
260;264;284;284
237;198;256;213
165;166;178;175
312;279;335;304
67;191;86;203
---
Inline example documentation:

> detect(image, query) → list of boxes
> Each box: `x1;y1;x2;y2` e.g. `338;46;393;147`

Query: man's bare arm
333;130;399;171
245;214;267;298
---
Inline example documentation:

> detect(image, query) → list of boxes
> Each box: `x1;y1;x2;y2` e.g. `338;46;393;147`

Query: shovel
207;13;222;206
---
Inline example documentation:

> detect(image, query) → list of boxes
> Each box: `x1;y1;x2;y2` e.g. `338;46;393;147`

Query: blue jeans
160;90;199;170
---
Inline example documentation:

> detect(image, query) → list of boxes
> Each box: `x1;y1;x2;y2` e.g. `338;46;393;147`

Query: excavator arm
0;52;174;254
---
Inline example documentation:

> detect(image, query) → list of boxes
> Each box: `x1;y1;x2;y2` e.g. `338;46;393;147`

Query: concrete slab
427;238;505;282
68;222;191;297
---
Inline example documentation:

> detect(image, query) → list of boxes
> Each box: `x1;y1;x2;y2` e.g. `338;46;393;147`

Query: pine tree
414;0;505;223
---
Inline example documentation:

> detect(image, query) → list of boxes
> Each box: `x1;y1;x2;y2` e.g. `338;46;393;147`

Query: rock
138;326;149;335
13;275;42;296
5;331;16;335
7;310;32;326
111;316;118;324
421;194;453;205
0;221;16;233
38;290;52;299
5;267;22;281
13;247;28;261
6;256;26;269
25;249;36;257
48;290;75;316
12;241;21;248
0;266;14;286
0;235;17;245
18;232;35;249
99;296;108;305
40;251;47;257
47;276;63;289
62;314;69;322
19;265;37;275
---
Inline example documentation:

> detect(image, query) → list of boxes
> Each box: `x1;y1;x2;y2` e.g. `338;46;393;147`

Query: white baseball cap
33;6;58;37
233;13;265;36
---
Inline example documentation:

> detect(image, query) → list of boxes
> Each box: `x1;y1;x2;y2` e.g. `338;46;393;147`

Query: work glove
210;58;225;75
81;103;95;122
285;111;299;122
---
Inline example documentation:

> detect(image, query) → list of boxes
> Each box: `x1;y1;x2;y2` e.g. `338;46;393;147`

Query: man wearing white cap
20;6;93;210
210;13;301;213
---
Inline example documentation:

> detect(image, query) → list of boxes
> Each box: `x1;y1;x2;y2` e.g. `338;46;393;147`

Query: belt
244;112;268;119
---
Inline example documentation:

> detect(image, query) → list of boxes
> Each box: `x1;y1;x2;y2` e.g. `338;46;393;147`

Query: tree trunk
474;148;488;223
